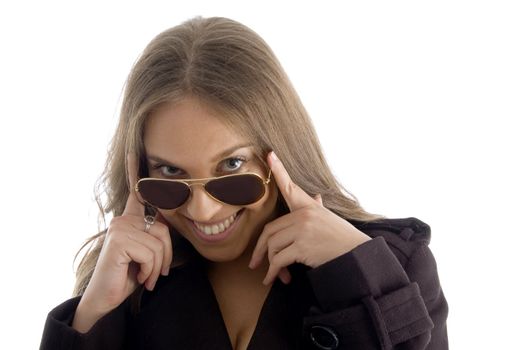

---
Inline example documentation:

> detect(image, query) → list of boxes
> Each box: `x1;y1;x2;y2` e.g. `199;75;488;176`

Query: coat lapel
131;259;233;349
131;259;311;349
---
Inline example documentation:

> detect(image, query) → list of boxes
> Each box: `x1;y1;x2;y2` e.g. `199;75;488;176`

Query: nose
184;185;224;222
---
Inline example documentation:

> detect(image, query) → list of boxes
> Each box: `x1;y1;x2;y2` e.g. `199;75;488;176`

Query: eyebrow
146;142;255;167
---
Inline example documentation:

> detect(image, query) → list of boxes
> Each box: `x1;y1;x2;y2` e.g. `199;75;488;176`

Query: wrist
349;230;371;250
72;297;112;333
335;228;371;261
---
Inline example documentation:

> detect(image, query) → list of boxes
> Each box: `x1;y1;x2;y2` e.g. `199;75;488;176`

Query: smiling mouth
192;210;242;236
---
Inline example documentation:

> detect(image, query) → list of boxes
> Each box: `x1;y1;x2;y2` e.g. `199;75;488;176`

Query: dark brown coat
40;217;448;349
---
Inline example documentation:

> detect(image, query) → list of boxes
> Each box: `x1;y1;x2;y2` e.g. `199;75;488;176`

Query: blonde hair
73;16;382;297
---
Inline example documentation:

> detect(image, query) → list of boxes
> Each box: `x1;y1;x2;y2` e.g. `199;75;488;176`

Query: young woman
40;16;448;349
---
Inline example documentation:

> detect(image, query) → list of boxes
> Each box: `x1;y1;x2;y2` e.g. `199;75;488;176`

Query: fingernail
162;267;170;276
270;151;278;162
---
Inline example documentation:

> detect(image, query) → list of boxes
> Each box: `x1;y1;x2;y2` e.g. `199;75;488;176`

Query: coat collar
129;258;310;349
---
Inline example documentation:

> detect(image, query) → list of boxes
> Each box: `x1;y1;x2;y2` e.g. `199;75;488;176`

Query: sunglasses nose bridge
185;181;217;201
184;181;224;221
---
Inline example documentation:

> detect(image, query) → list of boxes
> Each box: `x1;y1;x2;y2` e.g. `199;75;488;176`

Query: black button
309;325;339;349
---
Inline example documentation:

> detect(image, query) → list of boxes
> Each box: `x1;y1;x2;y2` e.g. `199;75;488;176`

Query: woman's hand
72;154;173;333
249;152;371;285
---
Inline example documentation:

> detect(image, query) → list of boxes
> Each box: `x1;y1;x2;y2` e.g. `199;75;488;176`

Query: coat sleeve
39;296;129;350
303;236;448;349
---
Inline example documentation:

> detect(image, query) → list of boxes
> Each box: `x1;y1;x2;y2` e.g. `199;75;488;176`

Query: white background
1;1;525;348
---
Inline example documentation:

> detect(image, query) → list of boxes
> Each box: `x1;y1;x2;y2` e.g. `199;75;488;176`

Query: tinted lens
138;179;190;209
205;174;265;205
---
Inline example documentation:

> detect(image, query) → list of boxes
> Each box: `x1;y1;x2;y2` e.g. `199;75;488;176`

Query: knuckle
154;242;164;255
157;220;168;229
263;221;274;233
105;228;122;244
152;228;172;253
267;248;274;261
160;223;170;236
260;225;268;238
107;224;131;240
106;232;122;247
160;226;172;245
145;251;155;264
111;215;127;225
108;216;133;232
259;227;269;241
266;235;275;249
107;218;121;231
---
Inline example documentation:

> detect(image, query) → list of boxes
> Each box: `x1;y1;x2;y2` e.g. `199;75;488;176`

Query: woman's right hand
72;154;173;333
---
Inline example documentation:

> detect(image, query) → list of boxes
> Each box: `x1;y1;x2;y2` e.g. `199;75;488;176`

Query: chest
211;281;271;350
131;262;311;349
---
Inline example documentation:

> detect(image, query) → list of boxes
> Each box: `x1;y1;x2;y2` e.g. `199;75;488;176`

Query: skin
143;98;281;266
72;96;371;335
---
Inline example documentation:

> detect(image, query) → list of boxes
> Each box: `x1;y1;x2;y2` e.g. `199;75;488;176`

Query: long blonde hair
73;16;382;297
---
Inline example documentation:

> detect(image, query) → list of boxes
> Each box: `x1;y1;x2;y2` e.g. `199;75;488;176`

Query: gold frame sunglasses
135;169;272;210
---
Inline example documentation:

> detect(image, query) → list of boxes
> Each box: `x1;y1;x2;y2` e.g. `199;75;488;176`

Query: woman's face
143;96;279;262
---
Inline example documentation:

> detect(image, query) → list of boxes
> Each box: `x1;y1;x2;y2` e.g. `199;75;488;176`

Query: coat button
309;325;339;349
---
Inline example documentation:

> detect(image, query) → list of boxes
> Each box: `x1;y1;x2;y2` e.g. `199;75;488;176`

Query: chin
194;244;247;263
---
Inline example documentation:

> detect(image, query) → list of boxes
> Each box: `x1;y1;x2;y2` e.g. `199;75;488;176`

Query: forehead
143;97;251;164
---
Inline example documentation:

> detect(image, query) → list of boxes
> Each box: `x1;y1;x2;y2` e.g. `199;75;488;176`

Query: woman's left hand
249;152;371;285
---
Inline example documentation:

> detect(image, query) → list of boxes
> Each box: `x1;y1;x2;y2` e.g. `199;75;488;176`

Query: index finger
123;153;146;216
267;151;315;212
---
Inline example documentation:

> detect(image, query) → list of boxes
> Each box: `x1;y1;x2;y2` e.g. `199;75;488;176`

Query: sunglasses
134;169;272;210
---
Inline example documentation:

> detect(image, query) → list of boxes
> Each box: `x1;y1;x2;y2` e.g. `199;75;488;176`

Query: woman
40;16;448;349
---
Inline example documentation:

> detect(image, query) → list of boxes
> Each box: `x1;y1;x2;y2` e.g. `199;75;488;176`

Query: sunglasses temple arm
144;203;158;217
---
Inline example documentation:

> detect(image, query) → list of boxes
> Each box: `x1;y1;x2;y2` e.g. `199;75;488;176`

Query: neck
208;201;281;284
208;238;269;286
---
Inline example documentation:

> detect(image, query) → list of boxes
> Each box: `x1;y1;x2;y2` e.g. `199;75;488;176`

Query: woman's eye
220;157;246;172
155;165;182;177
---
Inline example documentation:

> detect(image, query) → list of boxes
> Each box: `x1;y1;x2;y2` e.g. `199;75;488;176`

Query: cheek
157;210;188;233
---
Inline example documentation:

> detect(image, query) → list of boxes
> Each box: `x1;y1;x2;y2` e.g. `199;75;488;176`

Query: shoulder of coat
349;217;432;259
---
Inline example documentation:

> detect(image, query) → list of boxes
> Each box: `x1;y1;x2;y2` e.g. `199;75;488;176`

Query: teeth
194;211;238;235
